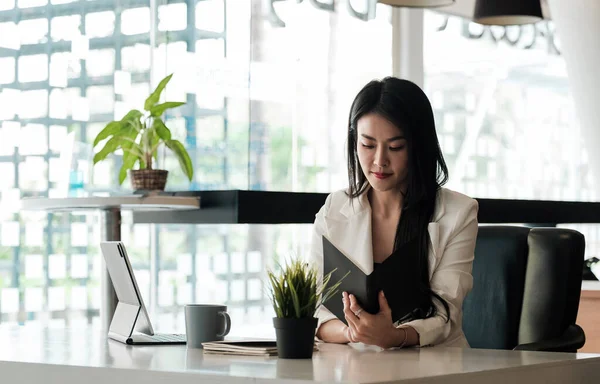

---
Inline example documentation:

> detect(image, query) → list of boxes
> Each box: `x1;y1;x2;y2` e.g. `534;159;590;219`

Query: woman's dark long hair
347;77;450;322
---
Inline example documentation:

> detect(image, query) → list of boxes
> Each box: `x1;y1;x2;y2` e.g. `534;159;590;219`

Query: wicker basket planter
130;169;169;191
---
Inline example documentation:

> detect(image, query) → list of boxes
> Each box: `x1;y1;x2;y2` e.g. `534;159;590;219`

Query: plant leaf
165;139;193;181
150;101;186;117
93;121;122;147
268;272;284;318
318;270;350;309
266;256;349;319
150;129;159;160
92;108;142;148
269;271;284;317
140;122;154;154
93;136;123;164
118;159;134;185
93;120;139;184
288;276;301;318
153;118;172;141
119;149;145;185
138;157;147;170
120;109;143;123
144;74;173;111
117;120;144;181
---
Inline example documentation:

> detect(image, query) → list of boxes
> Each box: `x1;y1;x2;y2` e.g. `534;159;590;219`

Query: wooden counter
578;281;600;353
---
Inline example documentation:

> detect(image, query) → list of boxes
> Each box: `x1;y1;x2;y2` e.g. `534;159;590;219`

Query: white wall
548;0;600;198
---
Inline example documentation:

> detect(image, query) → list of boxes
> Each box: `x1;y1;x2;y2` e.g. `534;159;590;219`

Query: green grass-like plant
91;73;193;184
267;257;349;319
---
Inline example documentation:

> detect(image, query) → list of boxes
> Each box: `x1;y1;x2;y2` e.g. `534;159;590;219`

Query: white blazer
311;187;479;347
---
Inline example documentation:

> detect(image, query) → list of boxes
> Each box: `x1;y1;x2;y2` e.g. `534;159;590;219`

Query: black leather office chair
463;226;586;352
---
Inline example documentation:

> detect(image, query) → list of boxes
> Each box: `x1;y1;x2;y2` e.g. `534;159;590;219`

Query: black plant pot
273;317;318;359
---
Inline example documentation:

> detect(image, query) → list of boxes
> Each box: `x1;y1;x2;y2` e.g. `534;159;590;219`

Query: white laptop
100;241;186;345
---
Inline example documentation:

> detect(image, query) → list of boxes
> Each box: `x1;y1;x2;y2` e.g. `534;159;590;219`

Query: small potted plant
92;73;193;191
267;257;348;359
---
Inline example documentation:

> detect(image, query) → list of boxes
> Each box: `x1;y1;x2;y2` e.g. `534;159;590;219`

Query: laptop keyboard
131;333;186;344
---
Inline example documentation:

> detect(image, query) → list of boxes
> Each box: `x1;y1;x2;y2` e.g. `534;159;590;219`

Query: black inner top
371;236;432;323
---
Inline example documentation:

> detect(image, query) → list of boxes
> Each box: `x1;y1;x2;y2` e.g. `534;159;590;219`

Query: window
0;0;391;334
158;3;187;32
18;54;48;82
85;12;115;38
423;11;599;262
86;49;115;77
424;12;585;201
121;7;150;36
18;19;48;45
51;15;80;42
0;57;16;84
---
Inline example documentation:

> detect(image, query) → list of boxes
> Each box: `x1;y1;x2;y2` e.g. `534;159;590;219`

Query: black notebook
322;236;379;325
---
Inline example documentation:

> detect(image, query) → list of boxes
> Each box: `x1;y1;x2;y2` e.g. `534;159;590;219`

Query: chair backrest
463;226;585;350
518;228;585;345
463;226;530;349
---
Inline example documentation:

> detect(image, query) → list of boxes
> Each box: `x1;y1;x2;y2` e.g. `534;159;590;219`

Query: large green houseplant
267;257;348;358
92;73;193;191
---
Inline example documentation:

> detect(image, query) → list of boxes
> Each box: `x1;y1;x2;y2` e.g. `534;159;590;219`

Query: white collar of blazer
326;187;445;278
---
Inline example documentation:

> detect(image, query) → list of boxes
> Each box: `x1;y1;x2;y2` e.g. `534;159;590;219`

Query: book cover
201;340;278;356
322;236;379;325
203;350;277;357
201;340;318;357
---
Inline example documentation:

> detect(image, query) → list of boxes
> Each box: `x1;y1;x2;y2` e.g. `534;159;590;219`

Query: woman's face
356;113;409;193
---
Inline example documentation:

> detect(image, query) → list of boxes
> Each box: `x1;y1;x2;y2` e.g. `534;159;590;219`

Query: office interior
1;0;600;357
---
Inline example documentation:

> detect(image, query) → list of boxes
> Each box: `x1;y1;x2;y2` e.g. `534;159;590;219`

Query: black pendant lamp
378;0;455;7
474;0;543;25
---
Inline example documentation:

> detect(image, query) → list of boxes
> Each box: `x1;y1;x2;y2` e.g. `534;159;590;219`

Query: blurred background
0;0;595;337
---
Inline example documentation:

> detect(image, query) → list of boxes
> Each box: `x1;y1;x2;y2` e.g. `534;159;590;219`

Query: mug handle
217;311;231;337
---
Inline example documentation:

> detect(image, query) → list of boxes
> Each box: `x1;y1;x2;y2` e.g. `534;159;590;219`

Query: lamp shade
379;0;454;7
474;0;543;25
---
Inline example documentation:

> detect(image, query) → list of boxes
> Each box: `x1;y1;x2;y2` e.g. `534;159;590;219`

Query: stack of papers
201;340;279;357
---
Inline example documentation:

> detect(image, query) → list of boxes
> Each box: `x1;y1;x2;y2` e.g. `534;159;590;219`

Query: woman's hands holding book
342;291;407;349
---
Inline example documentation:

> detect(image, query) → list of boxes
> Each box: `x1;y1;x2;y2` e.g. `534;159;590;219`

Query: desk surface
1;326;600;384
583;280;600;291
20;195;199;212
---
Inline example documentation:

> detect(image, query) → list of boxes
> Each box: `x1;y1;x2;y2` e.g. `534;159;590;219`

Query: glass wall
423;11;600;261
2;1;595;334
0;0;392;334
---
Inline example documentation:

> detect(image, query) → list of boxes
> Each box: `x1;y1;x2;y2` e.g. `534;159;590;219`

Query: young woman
312;77;478;349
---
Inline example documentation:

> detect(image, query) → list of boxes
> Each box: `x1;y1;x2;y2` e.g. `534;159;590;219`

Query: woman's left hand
342;290;399;349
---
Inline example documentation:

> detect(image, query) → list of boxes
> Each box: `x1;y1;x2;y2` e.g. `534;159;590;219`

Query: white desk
1;326;600;384
19;195;199;329
582;280;600;291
